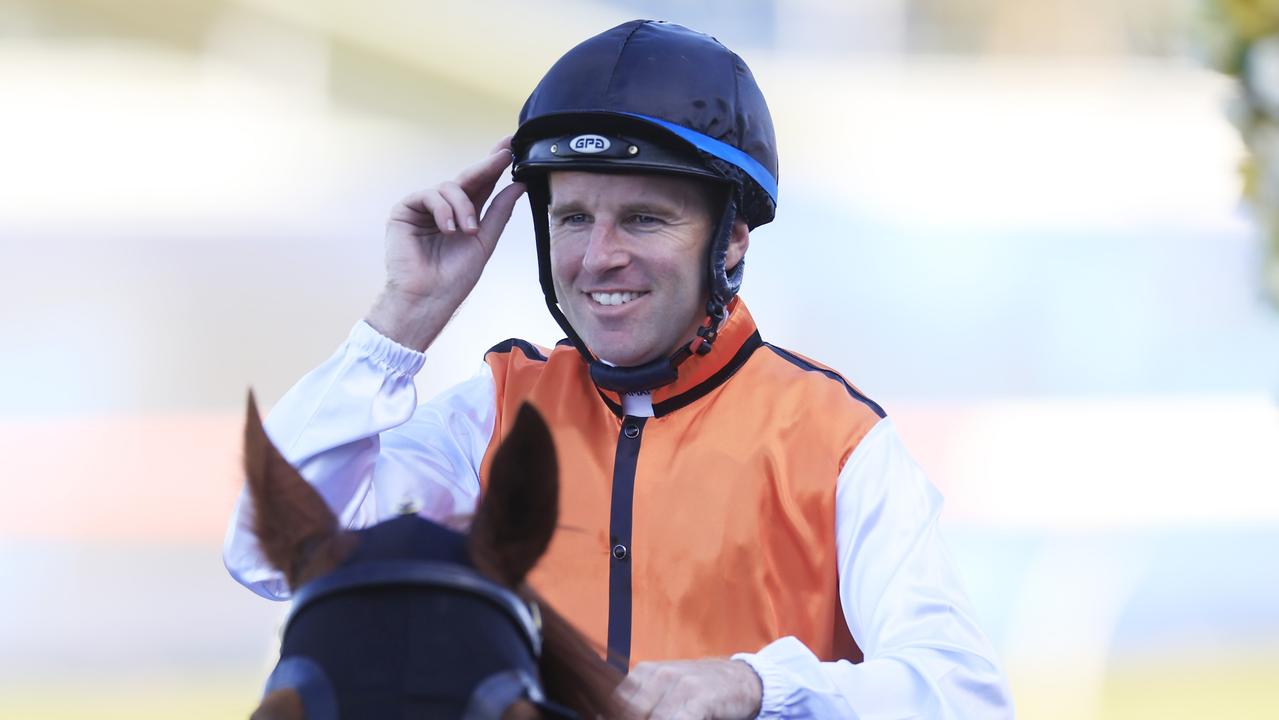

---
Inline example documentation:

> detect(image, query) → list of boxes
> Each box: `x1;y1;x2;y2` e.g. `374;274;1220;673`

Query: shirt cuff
732;643;798;718
348;320;426;376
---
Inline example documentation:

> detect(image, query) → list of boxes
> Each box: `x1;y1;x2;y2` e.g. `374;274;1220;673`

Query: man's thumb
477;182;527;252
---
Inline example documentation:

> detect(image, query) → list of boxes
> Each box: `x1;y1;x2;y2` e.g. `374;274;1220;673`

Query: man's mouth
589;291;646;306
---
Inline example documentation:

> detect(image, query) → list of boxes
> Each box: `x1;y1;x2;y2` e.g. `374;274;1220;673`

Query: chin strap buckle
690;324;717;356
688;299;728;356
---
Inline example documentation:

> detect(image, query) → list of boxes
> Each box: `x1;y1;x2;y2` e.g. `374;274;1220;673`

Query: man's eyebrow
548;200;589;216
616;199;683;216
548;197;687;217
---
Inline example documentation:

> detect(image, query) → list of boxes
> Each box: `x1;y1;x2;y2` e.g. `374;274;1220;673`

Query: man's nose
580;222;629;274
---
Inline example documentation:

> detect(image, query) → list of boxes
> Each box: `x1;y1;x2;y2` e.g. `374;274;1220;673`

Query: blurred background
2;0;1277;717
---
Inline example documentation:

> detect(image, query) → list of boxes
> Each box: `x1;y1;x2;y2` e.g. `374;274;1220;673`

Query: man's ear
725;219;750;272
243;391;347;589
468;403;559;588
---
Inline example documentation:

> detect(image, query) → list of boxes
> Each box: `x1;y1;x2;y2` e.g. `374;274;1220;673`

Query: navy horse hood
269;516;564;719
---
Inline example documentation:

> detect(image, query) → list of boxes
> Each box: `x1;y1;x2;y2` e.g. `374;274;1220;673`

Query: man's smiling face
548;171;720;367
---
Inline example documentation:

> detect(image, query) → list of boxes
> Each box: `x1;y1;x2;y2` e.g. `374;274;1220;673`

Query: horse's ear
468;403;559;588
244;390;344;589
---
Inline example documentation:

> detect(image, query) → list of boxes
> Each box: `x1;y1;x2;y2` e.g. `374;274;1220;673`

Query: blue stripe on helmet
621;112;778;204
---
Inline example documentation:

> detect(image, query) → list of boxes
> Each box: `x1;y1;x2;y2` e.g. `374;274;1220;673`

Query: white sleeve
734;418;1013;718
222;320;496;600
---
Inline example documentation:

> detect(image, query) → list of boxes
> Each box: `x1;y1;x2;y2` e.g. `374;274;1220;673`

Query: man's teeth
591;291;643;306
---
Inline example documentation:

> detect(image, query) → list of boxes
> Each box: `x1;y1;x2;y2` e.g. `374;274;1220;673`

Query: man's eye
629;214;662;225
561;213;589;225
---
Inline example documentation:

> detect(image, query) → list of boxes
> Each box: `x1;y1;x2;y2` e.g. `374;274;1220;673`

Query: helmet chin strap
586;296;727;394
530;178;739;396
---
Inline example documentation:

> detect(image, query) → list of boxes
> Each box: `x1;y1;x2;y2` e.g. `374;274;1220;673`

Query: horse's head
242;393;617;720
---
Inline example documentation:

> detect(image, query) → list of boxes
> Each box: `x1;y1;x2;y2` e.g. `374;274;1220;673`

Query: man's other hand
614;659;763;720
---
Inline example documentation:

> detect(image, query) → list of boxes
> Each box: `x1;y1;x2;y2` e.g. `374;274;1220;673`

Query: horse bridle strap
463;670;579;720
463;670;543;720
263;656;338;720
286;560;542;657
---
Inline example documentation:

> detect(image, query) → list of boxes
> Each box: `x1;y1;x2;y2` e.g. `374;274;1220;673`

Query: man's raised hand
367;137;526;351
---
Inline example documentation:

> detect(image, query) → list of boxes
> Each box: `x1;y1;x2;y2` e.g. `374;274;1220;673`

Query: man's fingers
456;146;515;204
615;675;643;707
615;663;666;717
424;188;459;233
488;133;514;155
649;695;703;720
389;140;518;239
437;181;478;233
646;676;706;720
394;188;455;232
475;182;526;249
614;668;646;708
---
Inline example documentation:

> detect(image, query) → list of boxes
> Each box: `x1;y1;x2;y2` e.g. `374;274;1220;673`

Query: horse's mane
528;589;624;717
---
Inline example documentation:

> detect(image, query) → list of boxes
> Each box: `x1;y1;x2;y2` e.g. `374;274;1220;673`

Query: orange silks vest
478;298;884;668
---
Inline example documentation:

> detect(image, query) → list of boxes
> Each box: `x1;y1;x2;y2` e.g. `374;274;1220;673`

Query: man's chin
585;340;663;369
580;326;700;369
575;321;691;368
592;351;659;368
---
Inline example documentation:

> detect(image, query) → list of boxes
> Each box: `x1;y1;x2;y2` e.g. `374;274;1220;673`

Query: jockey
225;19;1013;719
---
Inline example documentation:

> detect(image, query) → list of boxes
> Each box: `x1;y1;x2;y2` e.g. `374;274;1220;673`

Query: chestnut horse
242;394;622;719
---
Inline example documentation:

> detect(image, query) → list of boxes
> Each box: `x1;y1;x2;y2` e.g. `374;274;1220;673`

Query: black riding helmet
512;19;779;394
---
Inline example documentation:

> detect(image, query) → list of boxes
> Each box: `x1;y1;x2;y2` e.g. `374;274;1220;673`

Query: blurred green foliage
1204;0;1279;307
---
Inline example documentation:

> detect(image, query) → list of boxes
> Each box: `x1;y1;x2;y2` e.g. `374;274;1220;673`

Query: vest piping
652;330;763;417
486;339;548;363
763;343;887;418
597;390;623;417
607;415;647;672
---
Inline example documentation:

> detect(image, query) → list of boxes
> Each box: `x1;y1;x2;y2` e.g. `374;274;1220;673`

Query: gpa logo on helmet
569;134;610;154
